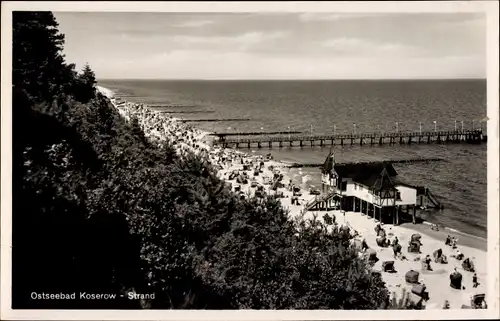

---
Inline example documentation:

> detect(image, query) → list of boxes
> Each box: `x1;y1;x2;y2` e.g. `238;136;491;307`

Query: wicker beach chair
433;249;447;263
382;261;395;272
471;294;487;309
410;234;423;245
405;270;419;284
411;284;429;301
462;258;475;272
450;271;463;289
408;241;421;253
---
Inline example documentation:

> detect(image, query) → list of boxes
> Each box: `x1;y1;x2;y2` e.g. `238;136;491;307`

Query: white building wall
346;180;375;204
395;185;417;205
343;179;417;206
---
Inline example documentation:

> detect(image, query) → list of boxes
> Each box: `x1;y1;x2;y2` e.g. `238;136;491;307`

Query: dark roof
334;162;398;189
322;149;335;174
372;167;397;192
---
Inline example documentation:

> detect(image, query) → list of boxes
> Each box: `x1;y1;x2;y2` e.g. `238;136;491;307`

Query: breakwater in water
182;118;252;122
286;157;447;168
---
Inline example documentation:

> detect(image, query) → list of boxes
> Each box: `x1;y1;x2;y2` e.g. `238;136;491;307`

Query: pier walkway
213;129;486;148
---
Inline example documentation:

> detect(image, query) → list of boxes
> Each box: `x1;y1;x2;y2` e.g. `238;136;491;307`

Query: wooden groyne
149;104;196;108
213;129;486;148
285;158;447;168
210;131;304;137
181;118;252;123
156;110;215;114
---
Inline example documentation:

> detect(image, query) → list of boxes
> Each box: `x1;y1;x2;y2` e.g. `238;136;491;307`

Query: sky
53;12;486;80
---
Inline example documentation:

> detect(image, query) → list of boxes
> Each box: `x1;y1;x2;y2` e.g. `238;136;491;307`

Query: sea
98;79;488;239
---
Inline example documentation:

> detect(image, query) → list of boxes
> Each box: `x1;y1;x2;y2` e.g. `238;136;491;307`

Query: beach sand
96;85;487;310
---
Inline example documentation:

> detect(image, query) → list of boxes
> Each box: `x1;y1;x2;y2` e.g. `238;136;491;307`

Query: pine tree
73;63;97;103
13;11;75;103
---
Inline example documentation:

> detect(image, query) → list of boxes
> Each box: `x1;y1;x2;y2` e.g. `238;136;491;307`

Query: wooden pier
213;129;486;149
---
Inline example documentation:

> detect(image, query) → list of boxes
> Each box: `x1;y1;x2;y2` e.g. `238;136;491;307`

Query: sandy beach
96;85;487;310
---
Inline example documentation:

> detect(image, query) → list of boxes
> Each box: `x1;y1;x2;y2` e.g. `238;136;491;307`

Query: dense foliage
12;11;392;309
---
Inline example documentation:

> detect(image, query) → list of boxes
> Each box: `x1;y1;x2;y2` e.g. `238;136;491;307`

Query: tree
12;11;76;104
73;63;97;103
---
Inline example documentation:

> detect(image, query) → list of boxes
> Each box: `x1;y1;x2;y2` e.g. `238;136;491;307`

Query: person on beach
451;247;464;260
445;235;452;246
472;273;479;288
423;255;433;271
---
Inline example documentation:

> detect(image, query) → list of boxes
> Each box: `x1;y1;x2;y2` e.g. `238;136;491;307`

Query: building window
396;191;402;200
354;183;357;190
341;182;347;191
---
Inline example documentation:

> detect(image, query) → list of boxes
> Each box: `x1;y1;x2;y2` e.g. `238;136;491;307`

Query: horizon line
98;77;487;81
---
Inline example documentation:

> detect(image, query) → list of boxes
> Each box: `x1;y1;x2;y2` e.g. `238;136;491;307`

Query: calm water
99;79;487;239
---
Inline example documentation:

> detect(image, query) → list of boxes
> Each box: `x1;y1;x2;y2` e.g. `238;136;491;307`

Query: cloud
299;13;384;22
170;31;288;50
131;48;484;80
320;37;429;57
173;20;214;28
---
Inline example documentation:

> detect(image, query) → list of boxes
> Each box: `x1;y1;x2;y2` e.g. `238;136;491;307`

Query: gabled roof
372;167;397;192
322;149;335;174
333;161;398;188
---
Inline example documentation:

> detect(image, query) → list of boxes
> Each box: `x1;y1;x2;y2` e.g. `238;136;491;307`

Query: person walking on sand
473;273;479;288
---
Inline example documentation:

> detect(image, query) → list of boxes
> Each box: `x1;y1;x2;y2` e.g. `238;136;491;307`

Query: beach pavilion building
312;150;421;225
